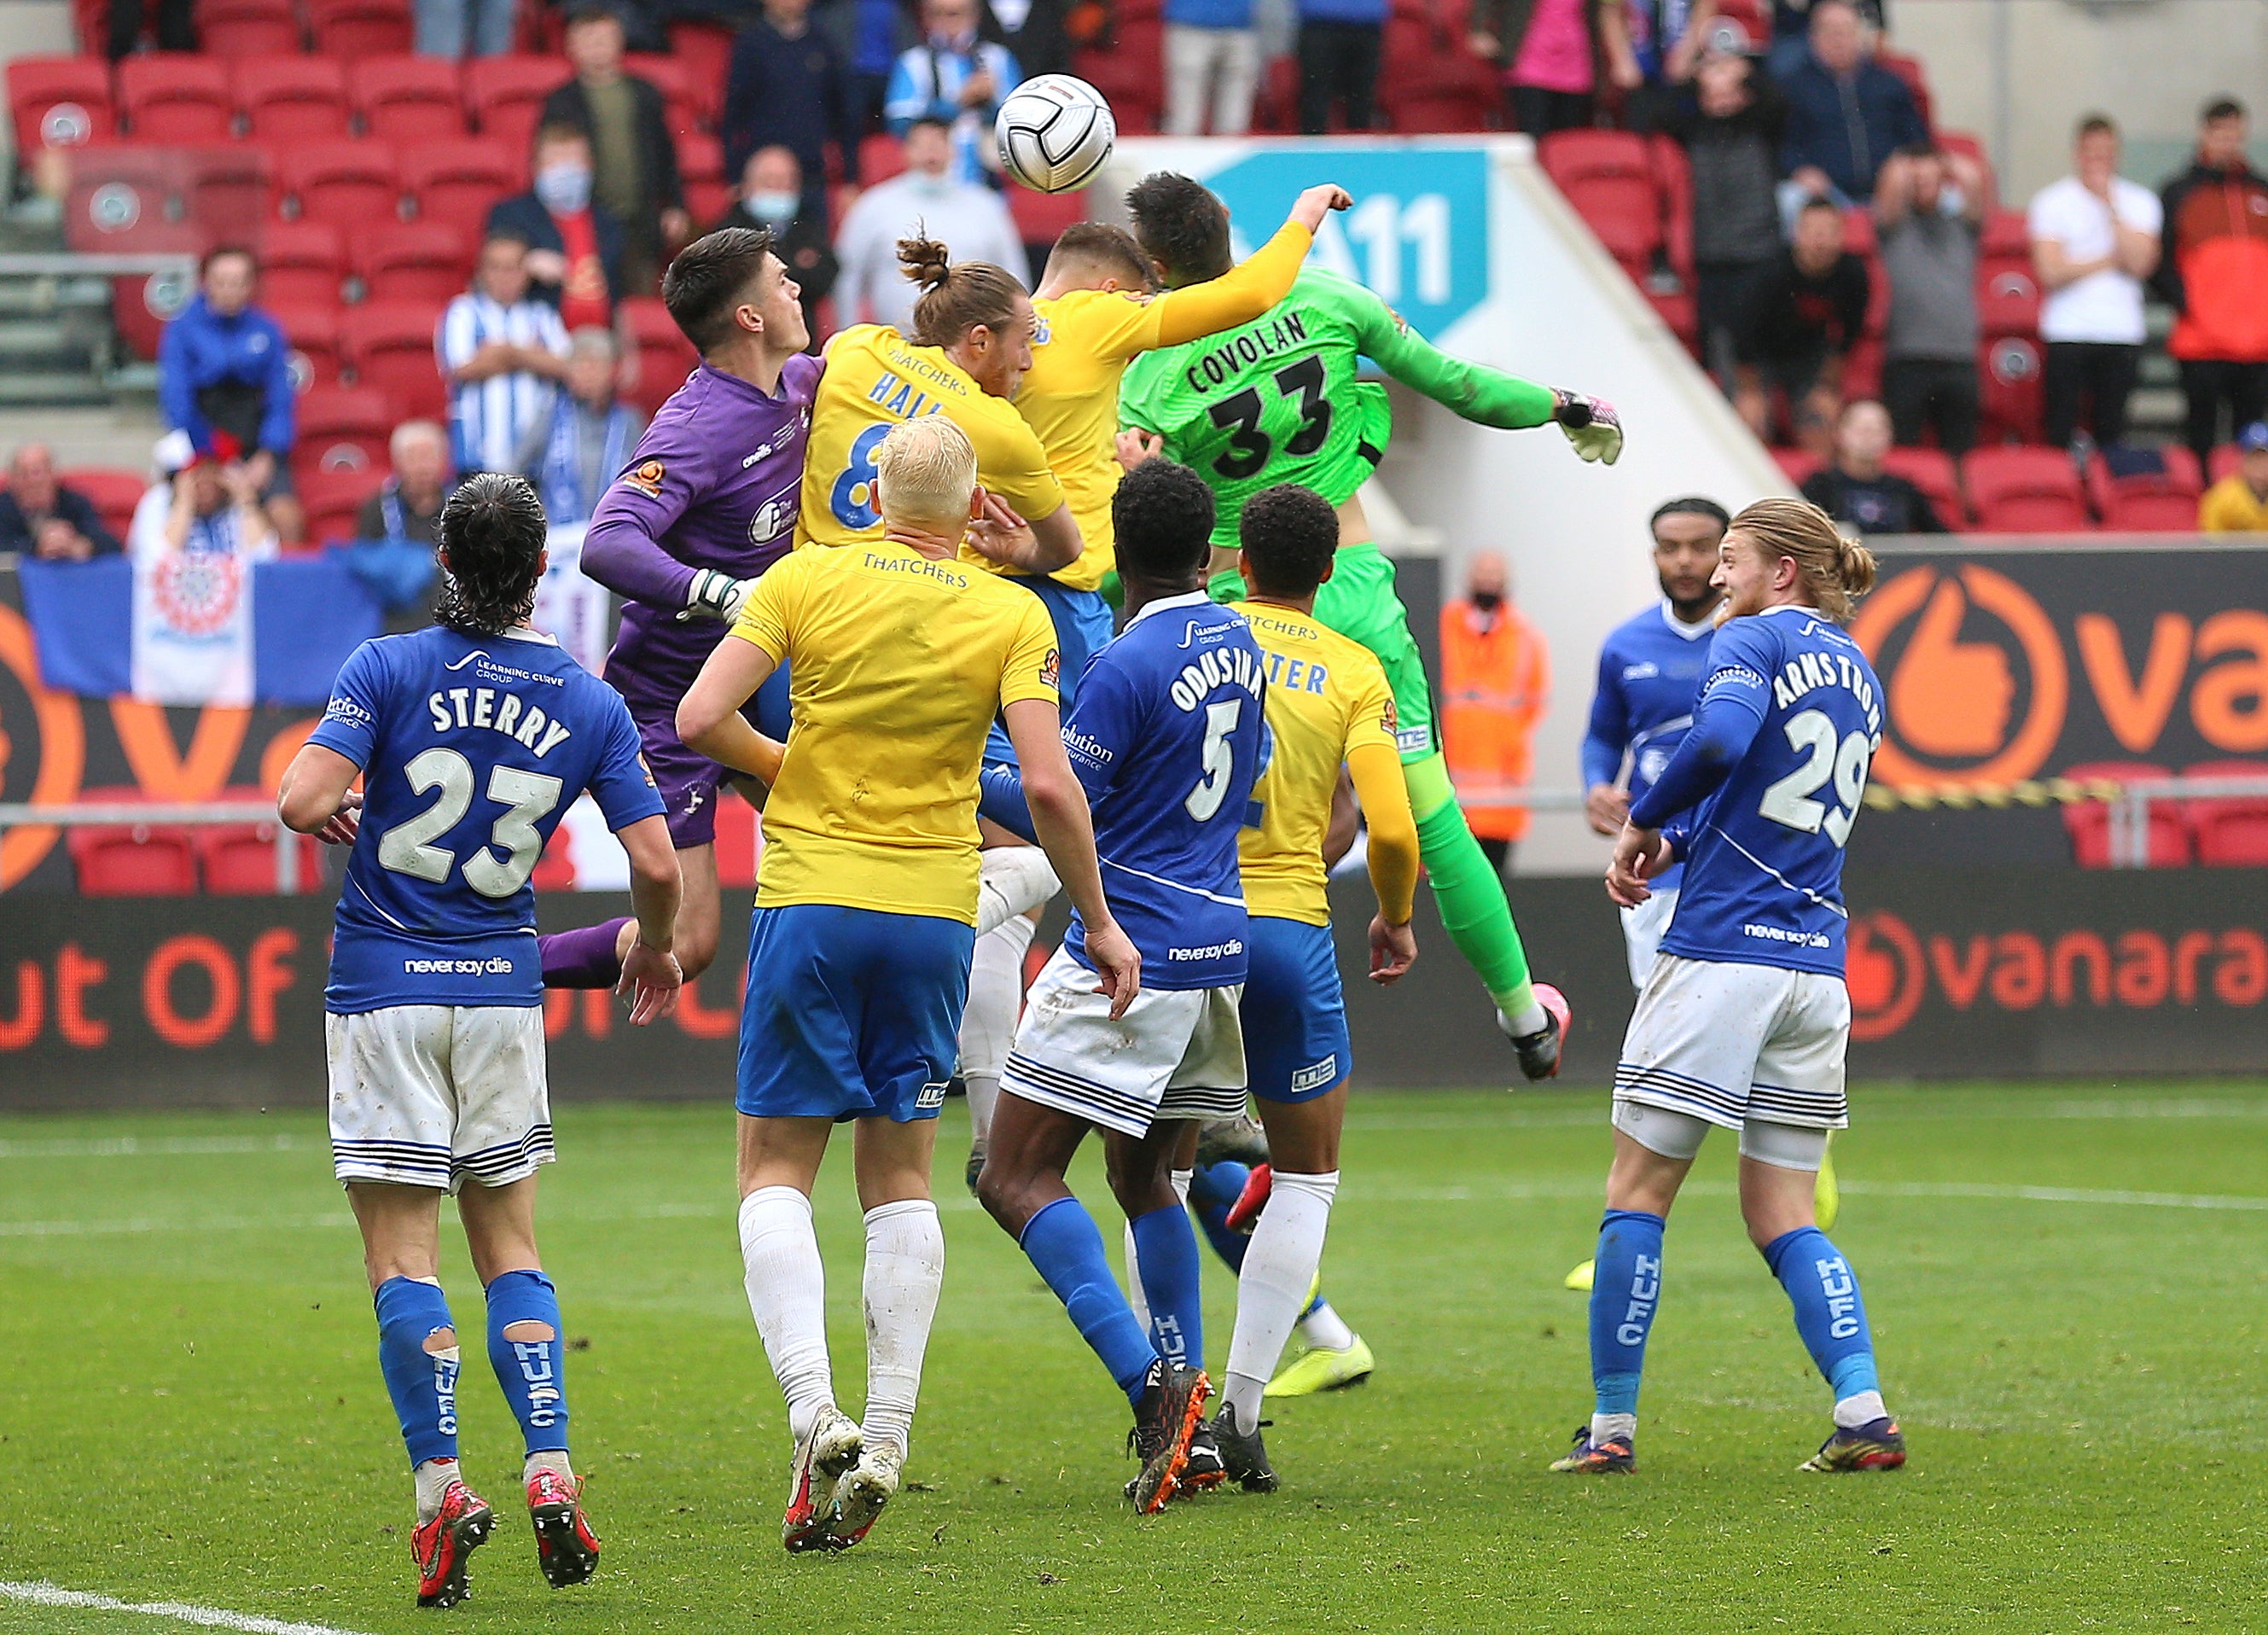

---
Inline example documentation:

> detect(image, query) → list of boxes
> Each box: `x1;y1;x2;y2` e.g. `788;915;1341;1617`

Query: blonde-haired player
678;414;1137;1553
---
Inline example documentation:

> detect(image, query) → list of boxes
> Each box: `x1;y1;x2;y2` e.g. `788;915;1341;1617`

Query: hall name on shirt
863;550;969;587
1768;644;1882;734
1166;639;1266;713
1182;311;1311;395
426;686;574;757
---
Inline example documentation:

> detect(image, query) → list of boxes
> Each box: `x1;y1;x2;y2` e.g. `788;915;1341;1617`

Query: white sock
737;1185;834;1441
1222;1170;1339;1434
1591;1412;1637;1445
1833;1389;1888;1430
1297;1296;1355;1353
523;1449;573;1484
959;916;1035;1149
1503;1000;1550;1037
413;1457;458;1523
974;846;1059;938
860;1200;945;1458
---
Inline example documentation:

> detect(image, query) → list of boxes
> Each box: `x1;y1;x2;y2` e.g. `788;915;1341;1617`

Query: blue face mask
747;189;800;224
535;162;592;215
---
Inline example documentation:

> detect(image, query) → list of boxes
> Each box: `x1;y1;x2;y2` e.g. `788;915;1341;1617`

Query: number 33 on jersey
307;626;666;1013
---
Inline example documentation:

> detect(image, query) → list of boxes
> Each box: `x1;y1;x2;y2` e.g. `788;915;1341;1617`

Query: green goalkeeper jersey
1119;267;1561;553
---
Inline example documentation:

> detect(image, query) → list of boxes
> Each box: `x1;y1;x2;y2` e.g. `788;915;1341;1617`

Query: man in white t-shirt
2027;113;2162;449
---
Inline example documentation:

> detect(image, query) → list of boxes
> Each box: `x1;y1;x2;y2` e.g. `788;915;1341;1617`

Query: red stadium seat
2061;760;2186;869
712;792;757;887
1979;207;2029;261
1881;445;1966;527
108;225;201;364
256;219;346;307
236;55;352;141
1008;183;1086;253
299;464;387;543
1771;447;1820;487
677;132;728;226
2087;445;2202;532
352;56;467;143
280;140;403;229
1979;335;2044;445
195;822;323;893
353;219;469;304
666;20;736;103
1935;129;1997;214
625;53;707;136
1843;335;1885;404
858;131;906;186
402;137;521;239
1706;0;1765;50
118;55;236;142
340;299;448;420
1252;54;1300;135
2184;759;2268;868
309;0;414;55
1072;26;1163;135
1649;134;1694;282
1646;288;1698;353
619;296;698;416
72;826;200;895
2208;444;2248;485
1964;444;2088;532
293;383;395;481
1539;131;1664;276
1977;263;2040;340
197;0;301;55
1874;50;1932;131
1380;17;1494;133
464;55;571;153
8;56;115;154
270;300;344;388
57;467;149;540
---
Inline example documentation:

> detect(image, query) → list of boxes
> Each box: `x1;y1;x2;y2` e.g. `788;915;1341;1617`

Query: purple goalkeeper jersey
583;354;821;705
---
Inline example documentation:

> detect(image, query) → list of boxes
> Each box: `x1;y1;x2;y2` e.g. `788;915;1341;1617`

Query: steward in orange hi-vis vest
1439;584;1550;846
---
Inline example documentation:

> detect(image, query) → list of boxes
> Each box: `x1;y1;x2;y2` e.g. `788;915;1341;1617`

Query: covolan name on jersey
1181;311;1311;395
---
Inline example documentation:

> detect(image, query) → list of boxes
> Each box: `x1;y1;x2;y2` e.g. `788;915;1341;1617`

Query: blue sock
1020;1196;1160;1403
1129;1202;1204;1371
1587;1209;1666;1420
1762;1226;1880;1402
375;1277;461;1470
485;1269;568;1457
1188;1161;1252;1275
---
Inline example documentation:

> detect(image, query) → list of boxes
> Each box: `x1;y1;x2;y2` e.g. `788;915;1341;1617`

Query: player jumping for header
1554;496;1905;1477
279;475;684;1607
536;227;814;996
1117;172;1623;1078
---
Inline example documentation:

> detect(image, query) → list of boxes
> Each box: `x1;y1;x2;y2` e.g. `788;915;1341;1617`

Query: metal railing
0;799;306;893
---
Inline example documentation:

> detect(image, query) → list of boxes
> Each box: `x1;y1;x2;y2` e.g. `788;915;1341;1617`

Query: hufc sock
861;1199;945;1457
1763;1225;1883;1418
738;1186;835;1440
1588;1209;1665;1434
375;1277;461;1470
536;918;631;989
1021;1196;1160;1402
485;1268;567;1458
1128;1202;1204;1372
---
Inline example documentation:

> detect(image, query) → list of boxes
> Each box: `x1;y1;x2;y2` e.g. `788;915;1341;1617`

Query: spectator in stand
1732;196;1869;451
833;118;1027;328
1439;550;1550;879
1614;0;1718;134
1800;399;1945;532
1874;140;1985;454
1165;0;1260;137
0;444;122;561
1777;0;1924;211
1296;0;1386;134
2155;97;2268;472
1669;50;1788;381
488;125;629;326
840;0;915;132
348;420;455;631
885;0;1022;185
438;235;573;476
723;0;867;219
539;5;689;294
519;329;647;525
2199;422;2268;532
1763;0;1881;80
127;430;279;561
711;146;840;341
158;247;302;546
1466;0;1607;139
2028;113;2160;451
107;0;193;59
414;0;515;58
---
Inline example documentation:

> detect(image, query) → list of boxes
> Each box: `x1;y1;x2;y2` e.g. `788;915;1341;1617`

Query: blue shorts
1241;916;1351;1103
736;904;975;1121
983;577;1114;766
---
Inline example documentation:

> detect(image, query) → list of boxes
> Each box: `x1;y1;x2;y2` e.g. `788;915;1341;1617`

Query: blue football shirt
1631;606;1883;978
1580;598;1718;892
1058;591;1267;991
309;625;666;1012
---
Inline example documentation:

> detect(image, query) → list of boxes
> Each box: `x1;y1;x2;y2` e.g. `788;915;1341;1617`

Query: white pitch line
0;1580;372;1635
0;1135;323;1160
1838;1179;2268;1212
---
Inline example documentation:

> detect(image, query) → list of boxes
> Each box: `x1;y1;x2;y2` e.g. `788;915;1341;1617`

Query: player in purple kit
538;228;817;992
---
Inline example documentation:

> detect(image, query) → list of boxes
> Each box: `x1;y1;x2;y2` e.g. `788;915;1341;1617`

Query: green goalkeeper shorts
1210;541;1436;764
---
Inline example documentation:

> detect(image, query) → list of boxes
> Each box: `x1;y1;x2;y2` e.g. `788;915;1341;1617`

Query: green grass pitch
1;1082;2262;1634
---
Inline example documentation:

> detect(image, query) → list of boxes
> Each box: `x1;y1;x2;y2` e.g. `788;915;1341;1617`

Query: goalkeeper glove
1553;390;1624;466
682;567;756;622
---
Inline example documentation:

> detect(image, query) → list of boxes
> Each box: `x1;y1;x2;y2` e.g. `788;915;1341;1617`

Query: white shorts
327;1005;554;1193
999;946;1247;1138
1614;954;1850;1133
1619;885;1680;992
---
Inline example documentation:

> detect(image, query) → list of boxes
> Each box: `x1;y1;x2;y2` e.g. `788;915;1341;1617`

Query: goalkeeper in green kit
1116;172;1624;1079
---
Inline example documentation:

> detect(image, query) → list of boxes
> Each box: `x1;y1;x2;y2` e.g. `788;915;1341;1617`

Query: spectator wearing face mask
712;145;839;343
884;0;1022;185
832;117;1027;329
486;125;630;327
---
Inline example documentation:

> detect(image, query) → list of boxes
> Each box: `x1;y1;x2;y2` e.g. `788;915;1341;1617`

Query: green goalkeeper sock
1406;753;1538;1026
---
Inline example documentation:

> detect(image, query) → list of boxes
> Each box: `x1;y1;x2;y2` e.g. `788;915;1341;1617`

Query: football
994;73;1117;195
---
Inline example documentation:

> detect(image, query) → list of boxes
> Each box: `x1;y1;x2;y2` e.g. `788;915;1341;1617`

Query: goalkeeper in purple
538;227;817;992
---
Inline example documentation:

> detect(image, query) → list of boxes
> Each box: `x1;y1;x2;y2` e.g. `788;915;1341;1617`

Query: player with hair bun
1553;496;1903;1479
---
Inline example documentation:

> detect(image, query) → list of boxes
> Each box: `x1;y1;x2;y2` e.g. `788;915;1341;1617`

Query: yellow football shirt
797;323;1067;551
731;543;1061;922
1230;600;1399;925
2200;475;2268;532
